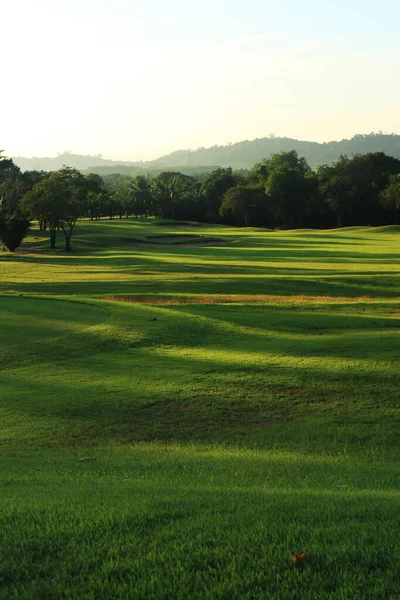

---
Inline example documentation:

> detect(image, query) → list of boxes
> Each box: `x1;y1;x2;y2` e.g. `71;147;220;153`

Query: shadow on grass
2;274;400;298
2;298;399;451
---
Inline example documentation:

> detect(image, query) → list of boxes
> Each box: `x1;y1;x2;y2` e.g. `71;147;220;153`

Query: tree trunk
50;229;57;249
62;224;74;252
65;232;72;252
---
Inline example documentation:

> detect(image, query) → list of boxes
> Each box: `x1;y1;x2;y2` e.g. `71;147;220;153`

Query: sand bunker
155;221;203;228
146;235;201;242
120;236;224;247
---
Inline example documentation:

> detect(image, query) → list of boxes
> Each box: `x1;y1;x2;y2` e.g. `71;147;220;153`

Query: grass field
1;219;400;598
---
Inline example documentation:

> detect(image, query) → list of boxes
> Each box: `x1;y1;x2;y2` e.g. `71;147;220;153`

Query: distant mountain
143;133;400;170
87;164;219;177
12;152;139;172
12;133;400;173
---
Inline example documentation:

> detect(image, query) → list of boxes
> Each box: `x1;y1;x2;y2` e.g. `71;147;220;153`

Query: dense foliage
3;148;400;251
0;151;30;251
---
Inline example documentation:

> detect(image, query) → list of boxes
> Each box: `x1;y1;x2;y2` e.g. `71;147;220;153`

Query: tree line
1;149;400;252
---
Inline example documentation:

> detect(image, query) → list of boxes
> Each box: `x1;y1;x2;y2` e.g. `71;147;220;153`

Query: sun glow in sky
3;0;400;160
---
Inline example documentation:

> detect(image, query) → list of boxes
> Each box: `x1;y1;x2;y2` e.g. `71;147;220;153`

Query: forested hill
144;133;400;169
12;133;400;172
12;152;137;172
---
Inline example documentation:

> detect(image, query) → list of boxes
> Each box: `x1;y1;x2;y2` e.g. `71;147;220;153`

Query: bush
0;216;30;252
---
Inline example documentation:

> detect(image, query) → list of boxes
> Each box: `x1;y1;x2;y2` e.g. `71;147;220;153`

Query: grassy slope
1;220;400;599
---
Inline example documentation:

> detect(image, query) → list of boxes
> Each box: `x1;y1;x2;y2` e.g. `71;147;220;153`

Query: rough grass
1;219;400;598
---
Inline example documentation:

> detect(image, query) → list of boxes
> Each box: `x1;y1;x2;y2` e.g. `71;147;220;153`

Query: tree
318;156;355;228
152;172;196;220
200;168;237;223
0;214;30;252
317;153;400;227
20;171;50;229
103;174;133;219
22;167;88;251
130;175;152;217
264;152;311;228
266;150;310;176
220;184;266;227
168;173;196;220
380;175;400;223
22;176;65;248
303;171;327;228
151;175;171;218
348;153;400;225
0;175;26;216
85;173;105;220
0;155;30;251
56;167;88;251
0;150;17;178
248;159;270;186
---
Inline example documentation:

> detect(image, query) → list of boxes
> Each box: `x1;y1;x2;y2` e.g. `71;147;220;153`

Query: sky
2;0;400;160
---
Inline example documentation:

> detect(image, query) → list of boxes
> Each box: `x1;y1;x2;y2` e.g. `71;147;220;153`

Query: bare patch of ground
275;388;314;397
101;294;376;305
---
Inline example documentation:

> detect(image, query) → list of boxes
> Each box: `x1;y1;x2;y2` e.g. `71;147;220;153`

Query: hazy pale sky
2;0;400;160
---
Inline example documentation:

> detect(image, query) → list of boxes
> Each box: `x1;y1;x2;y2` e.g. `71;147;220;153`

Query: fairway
1;220;400;599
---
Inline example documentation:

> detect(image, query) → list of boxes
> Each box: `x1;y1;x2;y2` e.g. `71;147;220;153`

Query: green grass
1;219;400;598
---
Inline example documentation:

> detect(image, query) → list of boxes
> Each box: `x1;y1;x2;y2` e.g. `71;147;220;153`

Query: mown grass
1;219;400;598
2;219;400;298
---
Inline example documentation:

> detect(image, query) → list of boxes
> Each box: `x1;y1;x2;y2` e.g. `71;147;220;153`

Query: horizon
3;0;400;161
10;130;400;163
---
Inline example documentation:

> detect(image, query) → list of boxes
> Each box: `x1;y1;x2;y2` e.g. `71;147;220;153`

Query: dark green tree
85;173;105;220
22;175;65;248
200;168;237;222
380;175;400;223
103;174;133;219
130;175;152;217
152;172;196;220
56;167;89;251
0;215;30;252
0;154;30;251
22;167;88;251
264;152;311;228
220;184;267;227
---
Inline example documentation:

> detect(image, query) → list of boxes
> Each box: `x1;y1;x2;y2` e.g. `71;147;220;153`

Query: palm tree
130;175;152;217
